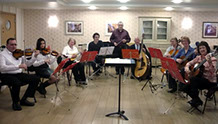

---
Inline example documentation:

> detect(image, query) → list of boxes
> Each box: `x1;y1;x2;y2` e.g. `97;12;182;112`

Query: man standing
110;21;131;74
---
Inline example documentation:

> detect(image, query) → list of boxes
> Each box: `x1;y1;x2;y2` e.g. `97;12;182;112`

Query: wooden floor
0;68;218;124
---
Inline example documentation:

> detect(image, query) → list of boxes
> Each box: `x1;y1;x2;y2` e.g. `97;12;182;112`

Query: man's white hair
118;21;123;25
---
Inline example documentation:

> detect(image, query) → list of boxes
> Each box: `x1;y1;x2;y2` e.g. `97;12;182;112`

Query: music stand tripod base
105;68;129;121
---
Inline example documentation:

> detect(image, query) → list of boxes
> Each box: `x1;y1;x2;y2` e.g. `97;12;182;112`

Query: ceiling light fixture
164;7;174;11
172;0;182;4
119;6;128;10
118;0;130;3
82;0;92;3
88;6;97;10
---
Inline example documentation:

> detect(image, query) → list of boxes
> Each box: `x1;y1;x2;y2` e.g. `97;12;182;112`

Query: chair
0;78;37;103
202;73;218;114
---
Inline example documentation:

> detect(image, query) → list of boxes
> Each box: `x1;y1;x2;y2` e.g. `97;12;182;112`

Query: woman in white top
33;38;59;95
164;37;181;58
59;38;86;85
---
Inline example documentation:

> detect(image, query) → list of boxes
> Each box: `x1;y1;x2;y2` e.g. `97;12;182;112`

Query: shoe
116;72;119;75
20;99;35;106
188;99;203;107
121;72;124;75
80;81;87;85
37;85;46;95
12;103;22;111
130;76;134;79
168;89;177;93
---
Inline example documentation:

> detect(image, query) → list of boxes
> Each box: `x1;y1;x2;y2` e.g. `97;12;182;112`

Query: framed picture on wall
202;22;218;38
105;21;119;35
65;21;83;35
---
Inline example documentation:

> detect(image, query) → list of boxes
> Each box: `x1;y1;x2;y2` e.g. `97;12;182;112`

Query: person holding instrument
183;41;217;107
58;38;87;85
168;36;196;93
32;38;59;95
110;21;131;75
0;38;40;111
88;32;104;76
130;37;152;80
163;37;181;91
164;37;181;58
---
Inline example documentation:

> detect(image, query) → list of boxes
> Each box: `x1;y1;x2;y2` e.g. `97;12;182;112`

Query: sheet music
105;58;135;64
99;46;114;55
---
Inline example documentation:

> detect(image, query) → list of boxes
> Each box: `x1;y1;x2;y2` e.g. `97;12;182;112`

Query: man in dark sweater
88;33;104;75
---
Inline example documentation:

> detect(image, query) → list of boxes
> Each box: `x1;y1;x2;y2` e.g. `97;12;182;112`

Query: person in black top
130;37;152;80
88;33;104;76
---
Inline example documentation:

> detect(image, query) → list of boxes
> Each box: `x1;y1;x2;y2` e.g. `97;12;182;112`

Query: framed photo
202;22;218;38
65;21;83;35
105;21;119;35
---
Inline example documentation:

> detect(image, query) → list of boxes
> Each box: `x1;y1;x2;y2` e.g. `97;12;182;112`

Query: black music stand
96;46;116;79
162;58;187;114
122;49;139;81
105;58;135;121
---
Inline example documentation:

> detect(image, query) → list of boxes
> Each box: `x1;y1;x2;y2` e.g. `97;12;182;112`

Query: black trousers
183;77;216;101
166;69;186;90
91;56;103;73
57;57;86;82
0;73;40;103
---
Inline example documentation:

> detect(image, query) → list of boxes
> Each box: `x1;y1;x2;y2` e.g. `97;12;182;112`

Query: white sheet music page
105;58;135;64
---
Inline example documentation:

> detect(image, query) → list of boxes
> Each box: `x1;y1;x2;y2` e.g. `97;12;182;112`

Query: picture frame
65;21;83;35
105;21;119;35
202;22;218;38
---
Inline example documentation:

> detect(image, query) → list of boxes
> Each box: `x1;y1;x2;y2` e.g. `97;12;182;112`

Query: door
1;12;16;45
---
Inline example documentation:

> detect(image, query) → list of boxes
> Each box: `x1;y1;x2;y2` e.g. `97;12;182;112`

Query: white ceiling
1;0;218;11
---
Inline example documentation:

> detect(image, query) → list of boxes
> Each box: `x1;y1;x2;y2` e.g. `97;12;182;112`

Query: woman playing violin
33;38;59;95
183;41;217;107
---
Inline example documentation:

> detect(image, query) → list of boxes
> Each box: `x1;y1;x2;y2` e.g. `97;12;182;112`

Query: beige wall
0;4;24;49
24;9;218;52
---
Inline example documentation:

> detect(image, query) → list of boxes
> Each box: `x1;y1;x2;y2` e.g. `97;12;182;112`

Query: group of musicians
0;21;217;111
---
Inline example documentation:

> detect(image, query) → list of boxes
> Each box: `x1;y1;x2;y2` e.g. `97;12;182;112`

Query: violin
13;49;34;59
41;48;50;55
41;48;59;57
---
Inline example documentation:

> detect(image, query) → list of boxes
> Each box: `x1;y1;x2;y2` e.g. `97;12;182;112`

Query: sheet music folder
98;46;115;56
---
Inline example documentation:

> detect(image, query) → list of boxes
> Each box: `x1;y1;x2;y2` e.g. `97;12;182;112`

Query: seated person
0;38;40;111
164;37;181;58
33;38;59;95
88;33;104;76
58;38;87;85
164;37;181;90
130;37;152;80
183;41;217;107
168;36;196;93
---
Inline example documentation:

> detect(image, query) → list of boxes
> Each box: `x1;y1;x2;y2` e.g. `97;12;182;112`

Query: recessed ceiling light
164;7;174;11
119;6;128;10
118;0;130;3
82;0;92;3
172;0;182;4
88;6;97;10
